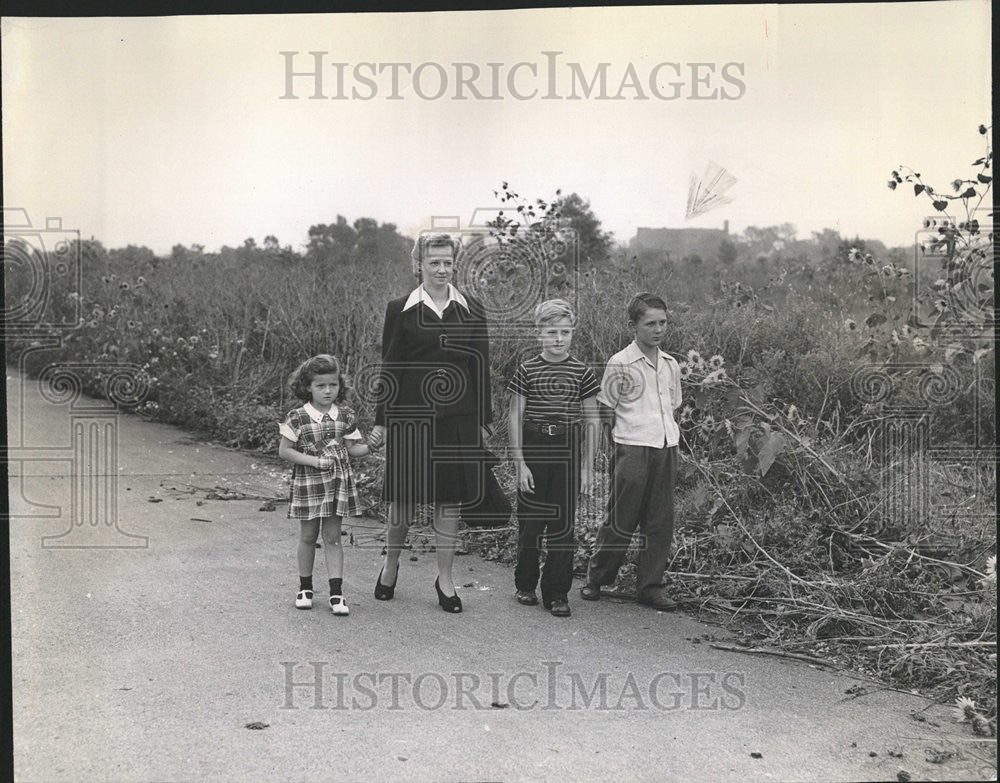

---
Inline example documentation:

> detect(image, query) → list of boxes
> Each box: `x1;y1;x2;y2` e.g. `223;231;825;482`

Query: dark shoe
549;600;571;617
374;564;398;601
579;583;601;601
516;590;539;606
435;577;463;614
637;592;678;611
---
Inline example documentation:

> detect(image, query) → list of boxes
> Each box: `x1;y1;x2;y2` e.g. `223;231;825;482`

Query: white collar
402;283;469;317
624;341;670;367
304;402;338;422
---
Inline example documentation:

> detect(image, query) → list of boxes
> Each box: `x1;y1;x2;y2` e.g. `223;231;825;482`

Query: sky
2;2;992;256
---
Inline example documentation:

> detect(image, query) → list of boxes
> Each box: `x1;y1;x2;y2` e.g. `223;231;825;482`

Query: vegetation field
6;132;995;735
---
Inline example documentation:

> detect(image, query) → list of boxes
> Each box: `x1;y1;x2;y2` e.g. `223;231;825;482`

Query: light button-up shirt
596;341;682;448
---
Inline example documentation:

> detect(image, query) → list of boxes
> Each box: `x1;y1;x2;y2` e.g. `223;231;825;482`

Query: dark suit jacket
374;290;493;427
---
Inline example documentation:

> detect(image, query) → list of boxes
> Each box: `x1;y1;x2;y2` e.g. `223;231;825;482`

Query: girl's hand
316;455;336;471
517;460;534;494
580;466;595;497
369;425;386;449
480;425;494;441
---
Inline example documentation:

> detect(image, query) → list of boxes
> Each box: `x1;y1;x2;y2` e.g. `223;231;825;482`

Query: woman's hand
516;460;534;494
369;425;386;449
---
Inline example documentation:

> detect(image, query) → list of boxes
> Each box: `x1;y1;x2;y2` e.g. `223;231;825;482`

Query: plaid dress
279;403;363;520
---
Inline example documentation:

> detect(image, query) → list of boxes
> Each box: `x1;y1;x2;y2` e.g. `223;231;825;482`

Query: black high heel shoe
435;577;462;614
374;563;398;601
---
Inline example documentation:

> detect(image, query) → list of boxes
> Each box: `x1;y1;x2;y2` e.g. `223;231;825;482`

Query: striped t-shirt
507;354;601;424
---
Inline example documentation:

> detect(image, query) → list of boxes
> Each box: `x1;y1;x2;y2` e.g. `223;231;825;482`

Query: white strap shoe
329;595;350;616
295;590;313;609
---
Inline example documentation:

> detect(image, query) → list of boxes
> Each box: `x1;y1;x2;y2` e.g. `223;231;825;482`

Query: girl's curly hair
287;354;351;403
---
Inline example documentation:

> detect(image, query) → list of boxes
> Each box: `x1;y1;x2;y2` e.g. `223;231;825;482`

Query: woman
369;233;494;613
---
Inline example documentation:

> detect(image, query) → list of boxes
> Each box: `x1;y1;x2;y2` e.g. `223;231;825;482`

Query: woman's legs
433;503;462;596
297;518;321;578
320;516;343;581
380;501;413;587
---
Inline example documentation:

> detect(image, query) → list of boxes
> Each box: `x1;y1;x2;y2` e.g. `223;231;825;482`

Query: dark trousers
514;427;579;604
587;443;676;600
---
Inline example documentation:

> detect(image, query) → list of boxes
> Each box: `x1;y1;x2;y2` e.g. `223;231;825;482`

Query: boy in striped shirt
507;299;601;617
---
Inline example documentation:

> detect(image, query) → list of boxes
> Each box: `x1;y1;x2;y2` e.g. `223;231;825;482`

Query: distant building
631;220;730;259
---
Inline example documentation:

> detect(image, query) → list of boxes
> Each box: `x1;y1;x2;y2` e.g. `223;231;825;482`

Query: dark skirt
382;412;483;504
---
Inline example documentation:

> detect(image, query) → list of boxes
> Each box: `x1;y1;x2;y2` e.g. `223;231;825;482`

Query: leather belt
524;420;574;436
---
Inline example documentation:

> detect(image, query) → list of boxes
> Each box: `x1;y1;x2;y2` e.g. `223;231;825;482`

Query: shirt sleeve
579;365;601;400
374;300;403;427
671;360;683;410
507;362;530;397
278;412;299;443
473;297;493;427
340;406;363;439
596;359;621;409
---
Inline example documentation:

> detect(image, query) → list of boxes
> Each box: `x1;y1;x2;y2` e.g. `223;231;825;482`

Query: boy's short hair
627;292;669;323
287;354;350;403
410;233;462;278
534;298;576;327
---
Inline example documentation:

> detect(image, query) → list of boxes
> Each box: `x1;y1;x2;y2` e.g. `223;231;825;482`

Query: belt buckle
544;423;557;436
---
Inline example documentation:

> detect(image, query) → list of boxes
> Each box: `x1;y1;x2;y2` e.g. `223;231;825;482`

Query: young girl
278;354;375;615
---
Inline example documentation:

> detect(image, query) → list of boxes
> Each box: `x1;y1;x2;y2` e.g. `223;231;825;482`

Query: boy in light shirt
580;292;683;610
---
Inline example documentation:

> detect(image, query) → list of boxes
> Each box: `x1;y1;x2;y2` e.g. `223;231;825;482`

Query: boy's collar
304;402;338;422
624;340;669;364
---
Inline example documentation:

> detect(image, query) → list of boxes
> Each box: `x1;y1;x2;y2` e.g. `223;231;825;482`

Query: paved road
7;371;992;782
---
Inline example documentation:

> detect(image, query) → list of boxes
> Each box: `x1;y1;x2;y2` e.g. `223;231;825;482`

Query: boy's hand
517;461;534;494
580;466;595;497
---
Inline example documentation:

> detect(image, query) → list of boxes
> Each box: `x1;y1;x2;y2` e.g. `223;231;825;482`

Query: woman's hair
627;292;669;324
534;298;576;327
287;354;350;403
410;232;462;278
